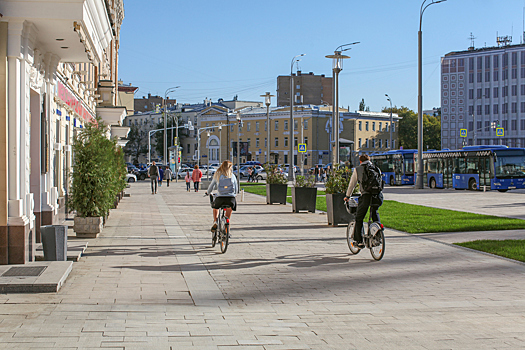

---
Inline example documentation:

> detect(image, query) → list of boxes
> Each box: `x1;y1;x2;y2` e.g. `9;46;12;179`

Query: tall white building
441;43;525;149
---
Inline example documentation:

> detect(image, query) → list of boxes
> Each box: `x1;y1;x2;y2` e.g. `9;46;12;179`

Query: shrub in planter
292;175;317;213
68;118;127;237
325;165;358;226
264;164;288;204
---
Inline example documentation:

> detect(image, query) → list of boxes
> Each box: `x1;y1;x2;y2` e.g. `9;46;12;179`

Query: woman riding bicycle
205;160;238;233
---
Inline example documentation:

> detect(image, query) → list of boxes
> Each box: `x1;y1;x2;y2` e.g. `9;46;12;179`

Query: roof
445;43;525;57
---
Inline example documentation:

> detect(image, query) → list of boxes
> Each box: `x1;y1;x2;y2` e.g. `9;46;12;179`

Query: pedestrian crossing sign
496;127;504;137
459;129;467;137
298;144;307;153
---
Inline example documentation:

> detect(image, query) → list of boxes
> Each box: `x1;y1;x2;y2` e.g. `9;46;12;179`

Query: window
274;137;278;147
468;106;474;115
512;52;518;66
372;139;376;148
275;120;279;131
385;139;389;149
379;139;382;148
294;120;298;131
485;105;490;115
512;85;518;96
512;102;517;113
304;137;308;145
365;122;369;131
264;121;267;131
296;84;300;90
379;122;382;130
485;71;491;82
284;137;288;147
392;122;396;132
503;53;508;67
284;120;288;131
256;138;259;147
493;104;499;114
477;88;482;99
304;120;308;130
477;72;482;82
494;71;499;81
255;122;259;132
485;121;490;132
247;122;251;132
477;105;482;116
477;121;482;131
359;121;362;131
494;87;499;98
485;55;491;68
503;86;508;97
502;120;508;129
372;122;376;131
392;140;396;149
469;73;474;83
187;144;190;154
294;137;298;147
365;139;369;148
469;57;474;70
264;138;267;147
485;87;490;98
512;119;517;130
522;67;525;79
503;103;508;114
521;119;525;130
358;138;362;147
469;89;474;99
512;68;518;79
522;102;525;113
494;55;499;68
231;124;234;132
503;69;508;80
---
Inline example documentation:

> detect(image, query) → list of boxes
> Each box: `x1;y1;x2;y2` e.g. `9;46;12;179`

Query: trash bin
40;225;68;261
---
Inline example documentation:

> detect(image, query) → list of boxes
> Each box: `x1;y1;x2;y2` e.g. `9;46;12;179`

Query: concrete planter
326;193;352;227
266;183;287;205
73;217;103;238
291;187;317;213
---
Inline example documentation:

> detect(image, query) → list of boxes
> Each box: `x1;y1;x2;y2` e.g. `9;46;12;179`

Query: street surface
0;182;524;349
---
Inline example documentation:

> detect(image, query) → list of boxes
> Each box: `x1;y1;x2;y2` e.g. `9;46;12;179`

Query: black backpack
361;163;384;195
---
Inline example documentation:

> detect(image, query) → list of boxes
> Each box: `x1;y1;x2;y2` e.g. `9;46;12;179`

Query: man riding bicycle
205;160;238;234
344;154;384;248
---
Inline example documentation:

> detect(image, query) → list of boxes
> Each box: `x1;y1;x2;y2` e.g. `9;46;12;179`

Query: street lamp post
289;54;305;181
326;42;358;168
260;92;274;164
417;0;446;189
385;94;393;150
236;112;242;181
164;86;180;168
218;124;223;162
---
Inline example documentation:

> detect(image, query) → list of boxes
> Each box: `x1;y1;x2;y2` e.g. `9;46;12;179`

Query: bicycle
206;193;231;254
345;197;385;261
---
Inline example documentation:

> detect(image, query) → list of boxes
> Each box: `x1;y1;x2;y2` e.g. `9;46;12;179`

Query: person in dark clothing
344;154;383;247
148;161;159;194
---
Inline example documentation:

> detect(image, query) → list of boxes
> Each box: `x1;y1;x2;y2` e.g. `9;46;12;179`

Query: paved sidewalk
0;181;524;349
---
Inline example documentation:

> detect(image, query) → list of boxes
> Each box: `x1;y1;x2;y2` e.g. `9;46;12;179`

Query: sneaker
211;222;217;233
354;240;365;248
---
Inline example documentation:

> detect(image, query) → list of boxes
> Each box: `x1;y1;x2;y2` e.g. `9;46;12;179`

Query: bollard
41;225;68;261
241;189;245;202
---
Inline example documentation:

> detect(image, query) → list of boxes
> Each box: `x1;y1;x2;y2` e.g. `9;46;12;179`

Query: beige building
0;0;125;264
277;71;333;106
197;105;400;169
118;81;138;115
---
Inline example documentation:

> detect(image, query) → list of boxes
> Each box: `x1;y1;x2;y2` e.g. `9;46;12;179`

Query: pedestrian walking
148;161;159;194
319;167;325;183
253;166;258;183
314;165;319;182
192;165;202;192
185;170;191;192
247;167;253;182
158;166;164;187
164;166;173;187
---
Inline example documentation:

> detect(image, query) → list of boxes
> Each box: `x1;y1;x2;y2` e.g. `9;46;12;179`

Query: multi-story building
0;0;125;264
277;71;332;106
134;93;177;113
441;42;525;149
197;105;399;168
118;81;139;116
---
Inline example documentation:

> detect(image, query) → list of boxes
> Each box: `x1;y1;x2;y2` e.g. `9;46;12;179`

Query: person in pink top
184;170;191;192
192;165;203;192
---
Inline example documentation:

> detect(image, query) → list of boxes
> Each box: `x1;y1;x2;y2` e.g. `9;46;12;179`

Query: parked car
126;173;137;183
177;167;193;179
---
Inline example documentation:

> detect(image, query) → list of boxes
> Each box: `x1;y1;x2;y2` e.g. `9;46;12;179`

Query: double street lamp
326;42;359;167
416;0;446;189
164;86;180;170
289;54;305;181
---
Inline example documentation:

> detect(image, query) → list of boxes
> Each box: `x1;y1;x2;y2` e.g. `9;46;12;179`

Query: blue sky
119;0;525;112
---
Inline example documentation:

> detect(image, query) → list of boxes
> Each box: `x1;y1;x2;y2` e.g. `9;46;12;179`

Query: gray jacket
345;160;372;197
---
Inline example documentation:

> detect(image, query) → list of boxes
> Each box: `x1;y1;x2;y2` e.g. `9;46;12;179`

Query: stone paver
0;181;524;349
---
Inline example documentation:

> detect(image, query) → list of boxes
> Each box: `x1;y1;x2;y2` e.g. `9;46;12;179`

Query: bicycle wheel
220;220;229;254
369;222;385;261
346;221;361;255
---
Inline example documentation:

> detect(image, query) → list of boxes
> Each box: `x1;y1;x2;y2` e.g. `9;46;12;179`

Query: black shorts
210;195;237;211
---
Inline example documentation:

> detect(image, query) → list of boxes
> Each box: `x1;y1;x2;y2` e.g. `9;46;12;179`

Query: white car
177;167;193;179
126;173;137;183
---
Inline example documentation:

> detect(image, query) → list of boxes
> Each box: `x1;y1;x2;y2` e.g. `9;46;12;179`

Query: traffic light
496;119;500;127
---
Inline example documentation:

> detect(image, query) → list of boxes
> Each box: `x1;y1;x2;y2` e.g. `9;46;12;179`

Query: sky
118;0;525;113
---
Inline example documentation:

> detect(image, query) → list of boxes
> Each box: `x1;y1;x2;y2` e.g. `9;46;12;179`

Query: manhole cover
1;266;47;277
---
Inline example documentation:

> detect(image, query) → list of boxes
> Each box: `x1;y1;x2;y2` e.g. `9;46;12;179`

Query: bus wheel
389;176;395;186
498;189;508;192
429;178;436;189
468;179;477;191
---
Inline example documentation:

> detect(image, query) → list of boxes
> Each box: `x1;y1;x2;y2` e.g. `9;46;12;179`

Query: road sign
496;127;504;136
298;143;307;153
459;129;467;137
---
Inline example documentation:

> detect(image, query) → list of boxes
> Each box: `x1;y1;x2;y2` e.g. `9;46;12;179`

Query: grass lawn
240;183;525;234
455;240;525;262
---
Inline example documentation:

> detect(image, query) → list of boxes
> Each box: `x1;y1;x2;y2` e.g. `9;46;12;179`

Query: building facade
197;105;399;169
277;71;332;106
441;43;525;149
0;0;125;264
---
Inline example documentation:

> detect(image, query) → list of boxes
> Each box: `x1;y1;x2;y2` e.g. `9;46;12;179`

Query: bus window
453;158;466;174
404;158;414;175
466;157;479;174
494;151;525;178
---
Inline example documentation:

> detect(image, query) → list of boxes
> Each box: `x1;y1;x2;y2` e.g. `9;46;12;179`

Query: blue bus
370;149;417;186
423;146;525;191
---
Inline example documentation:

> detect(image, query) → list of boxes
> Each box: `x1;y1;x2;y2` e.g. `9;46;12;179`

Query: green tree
381;106;441;150
123;124;147;165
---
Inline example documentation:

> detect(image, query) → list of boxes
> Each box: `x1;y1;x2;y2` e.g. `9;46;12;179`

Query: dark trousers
354;193;383;242
166;179;170;187
194;181;200;191
186;182;191;191
151;177;158;193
